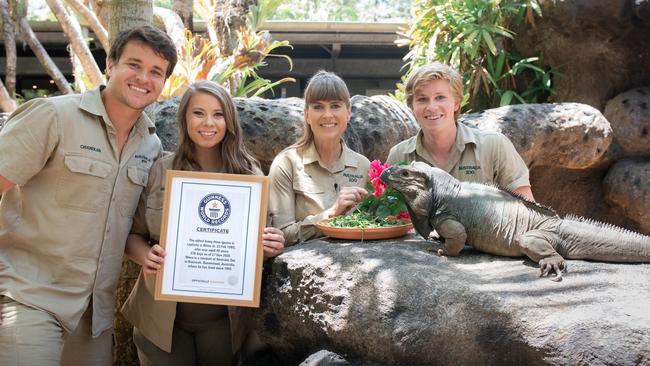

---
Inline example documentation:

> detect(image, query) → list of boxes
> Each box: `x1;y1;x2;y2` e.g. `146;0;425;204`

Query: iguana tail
558;216;650;262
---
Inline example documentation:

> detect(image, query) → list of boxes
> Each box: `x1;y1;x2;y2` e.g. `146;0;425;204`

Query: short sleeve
131;155;166;237
0;99;60;186
386;141;409;166
493;134;530;191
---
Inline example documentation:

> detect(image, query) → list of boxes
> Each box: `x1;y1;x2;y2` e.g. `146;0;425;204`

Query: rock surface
461;103;613;169
257;237;650;366
603;159;650;233
604;87;650;156
515;0;650;110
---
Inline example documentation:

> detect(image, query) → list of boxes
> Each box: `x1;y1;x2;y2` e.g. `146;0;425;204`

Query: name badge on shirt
459;165;481;175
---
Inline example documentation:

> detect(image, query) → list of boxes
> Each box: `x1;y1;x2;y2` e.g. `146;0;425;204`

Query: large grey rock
603;159;650;233
299;350;350;366
257;238;650;365
461;103;613;169
152;95;418;173
604;87;650;156
514;0;650;109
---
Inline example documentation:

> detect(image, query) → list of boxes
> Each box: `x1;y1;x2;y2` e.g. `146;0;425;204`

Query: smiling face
411;79;460;134
304;100;351;143
185;92;227;152
103;40;169;114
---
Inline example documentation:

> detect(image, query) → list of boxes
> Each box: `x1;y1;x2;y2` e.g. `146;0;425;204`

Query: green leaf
481;30;497;55
500;90;514;106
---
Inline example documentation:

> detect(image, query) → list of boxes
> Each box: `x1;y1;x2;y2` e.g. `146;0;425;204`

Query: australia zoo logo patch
198;193;231;226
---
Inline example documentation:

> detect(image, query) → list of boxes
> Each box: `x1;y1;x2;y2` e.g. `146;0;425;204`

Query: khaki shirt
386;123;530;191
0;87;161;336
268;141;371;245
121;153;256;354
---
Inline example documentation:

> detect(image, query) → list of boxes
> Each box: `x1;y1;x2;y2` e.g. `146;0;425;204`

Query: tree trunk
65;0;110;52
46;0;104;87
0;78;17;113
208;0;256;56
88;0;109;30
106;0;153;45
0;0;17;97
17;17;73;94
153;6;184;49
172;0;192;30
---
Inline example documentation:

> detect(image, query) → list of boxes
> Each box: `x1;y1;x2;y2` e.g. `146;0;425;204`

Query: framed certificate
155;170;268;307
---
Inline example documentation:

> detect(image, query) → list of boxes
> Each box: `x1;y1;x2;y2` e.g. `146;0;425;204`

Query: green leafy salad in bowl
323;160;410;229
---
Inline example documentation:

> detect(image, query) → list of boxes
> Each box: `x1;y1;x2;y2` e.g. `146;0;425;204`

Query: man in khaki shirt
0;26;177;365
387;62;534;200
387;122;530;192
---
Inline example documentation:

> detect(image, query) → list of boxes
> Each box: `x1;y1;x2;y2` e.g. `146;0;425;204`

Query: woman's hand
328;186;368;218
142;244;166;275
263;227;285;259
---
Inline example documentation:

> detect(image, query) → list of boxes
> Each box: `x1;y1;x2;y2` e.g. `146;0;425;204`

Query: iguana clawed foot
539;256;567;282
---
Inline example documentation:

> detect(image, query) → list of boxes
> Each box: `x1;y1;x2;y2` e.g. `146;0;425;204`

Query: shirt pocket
293;177;325;206
55;154;112;212
119;165;149;218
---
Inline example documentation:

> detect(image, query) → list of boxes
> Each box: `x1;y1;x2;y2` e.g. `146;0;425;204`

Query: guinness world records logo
198;193;231;226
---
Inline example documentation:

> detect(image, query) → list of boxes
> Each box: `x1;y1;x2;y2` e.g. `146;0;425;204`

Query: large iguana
380;162;650;281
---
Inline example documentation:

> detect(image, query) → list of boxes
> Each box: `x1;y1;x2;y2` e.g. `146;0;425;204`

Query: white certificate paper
155;170;268;307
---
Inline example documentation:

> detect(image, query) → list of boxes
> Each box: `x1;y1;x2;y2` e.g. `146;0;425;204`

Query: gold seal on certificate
155;170;268;307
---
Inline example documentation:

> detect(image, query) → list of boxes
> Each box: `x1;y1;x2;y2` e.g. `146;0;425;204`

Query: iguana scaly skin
381;162;650;280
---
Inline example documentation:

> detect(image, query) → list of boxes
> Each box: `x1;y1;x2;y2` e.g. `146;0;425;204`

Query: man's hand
262;227;285;260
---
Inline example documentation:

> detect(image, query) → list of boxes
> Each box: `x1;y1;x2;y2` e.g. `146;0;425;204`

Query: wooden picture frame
154;170;268;307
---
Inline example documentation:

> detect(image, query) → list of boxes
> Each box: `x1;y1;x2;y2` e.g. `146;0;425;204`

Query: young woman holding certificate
121;80;285;365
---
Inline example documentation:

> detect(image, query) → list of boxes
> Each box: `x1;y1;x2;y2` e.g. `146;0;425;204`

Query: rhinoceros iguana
380;162;650;280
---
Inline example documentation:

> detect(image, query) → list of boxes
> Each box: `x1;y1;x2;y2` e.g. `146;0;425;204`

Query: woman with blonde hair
268;70;371;245
122;80;284;365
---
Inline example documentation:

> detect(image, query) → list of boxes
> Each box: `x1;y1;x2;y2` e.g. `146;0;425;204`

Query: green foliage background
399;0;558;112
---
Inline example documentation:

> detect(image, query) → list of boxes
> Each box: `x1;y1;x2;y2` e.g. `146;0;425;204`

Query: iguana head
381;162;460;216
380;162;434;217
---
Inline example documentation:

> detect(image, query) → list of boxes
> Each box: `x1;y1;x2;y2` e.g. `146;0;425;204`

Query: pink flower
396;210;410;220
368;160;383;180
371;177;386;197
368;160;391;197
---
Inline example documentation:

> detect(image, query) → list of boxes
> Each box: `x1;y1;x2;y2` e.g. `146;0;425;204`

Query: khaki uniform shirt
121;153;255;354
386;123;530;191
268;141;371;245
0;87;161;336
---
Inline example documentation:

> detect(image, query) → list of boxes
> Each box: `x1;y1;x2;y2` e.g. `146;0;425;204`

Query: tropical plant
160;0;294;99
160;25;294;99
398;0;558;112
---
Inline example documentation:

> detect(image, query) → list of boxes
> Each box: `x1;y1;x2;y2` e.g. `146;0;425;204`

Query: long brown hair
292;70;351;150
172;80;260;175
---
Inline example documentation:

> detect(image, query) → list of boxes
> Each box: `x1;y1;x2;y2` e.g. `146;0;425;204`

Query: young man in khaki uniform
387;62;534;201
0;26;177;365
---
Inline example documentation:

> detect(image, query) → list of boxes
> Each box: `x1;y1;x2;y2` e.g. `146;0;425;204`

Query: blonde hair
405;62;463;120
292;70;351;149
173;80;260;175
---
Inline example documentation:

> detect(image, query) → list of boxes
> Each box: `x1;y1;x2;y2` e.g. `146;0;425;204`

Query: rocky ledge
256;236;650;366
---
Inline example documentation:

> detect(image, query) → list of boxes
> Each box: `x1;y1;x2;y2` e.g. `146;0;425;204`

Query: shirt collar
412;122;478;155
79;86;157;136
302;140;361;171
